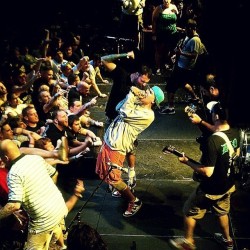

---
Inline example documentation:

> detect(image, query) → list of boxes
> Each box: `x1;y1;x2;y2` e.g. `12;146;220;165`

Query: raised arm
101;51;135;72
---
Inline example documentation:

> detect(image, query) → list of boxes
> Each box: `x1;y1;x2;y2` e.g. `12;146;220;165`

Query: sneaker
112;189;121;198
159;106;175;115
156;69;161;75
214;233;234;250
123;199;142;217
128;179;137;190
169;237;196;250
165;64;173;71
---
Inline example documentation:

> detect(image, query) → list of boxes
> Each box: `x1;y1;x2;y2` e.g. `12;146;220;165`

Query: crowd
0;0;243;249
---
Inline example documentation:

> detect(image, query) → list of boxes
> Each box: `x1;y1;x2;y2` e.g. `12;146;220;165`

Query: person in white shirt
0;139;85;250
4;92;28;118
120;0;146;49
96;85;164;217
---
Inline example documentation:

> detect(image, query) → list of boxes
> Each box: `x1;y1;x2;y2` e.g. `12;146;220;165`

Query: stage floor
57;73;250;250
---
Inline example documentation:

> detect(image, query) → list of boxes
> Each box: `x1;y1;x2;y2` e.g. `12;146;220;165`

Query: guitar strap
213;131;235;157
213;131;238;179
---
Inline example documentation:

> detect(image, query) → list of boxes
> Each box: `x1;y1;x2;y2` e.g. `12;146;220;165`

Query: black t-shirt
199;128;240;195
105;66;132;120
67;129;86;142
31;77;52;107
35;102;59;123
43;123;74;147
68;87;80;103
26;121;45;134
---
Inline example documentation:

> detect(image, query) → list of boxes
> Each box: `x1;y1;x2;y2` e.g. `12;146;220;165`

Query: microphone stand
64;162;125;234
105;36;134;54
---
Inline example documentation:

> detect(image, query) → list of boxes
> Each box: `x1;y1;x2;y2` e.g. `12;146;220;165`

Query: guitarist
187;73;221;149
169;101;240;250
159;18;203;115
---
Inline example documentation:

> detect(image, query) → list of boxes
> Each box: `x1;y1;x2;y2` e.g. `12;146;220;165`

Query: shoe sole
128;182;136;190
112;191;121;198
123;202;142;217
168;239;181;249
169;238;196;250
214;235;233;250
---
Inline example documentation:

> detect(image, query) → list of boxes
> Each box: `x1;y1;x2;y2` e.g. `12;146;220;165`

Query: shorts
96;143;125;184
25;219;65;250
183;185;236;219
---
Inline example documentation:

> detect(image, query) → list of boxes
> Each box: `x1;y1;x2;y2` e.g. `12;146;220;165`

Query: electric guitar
162;145;204;182
184;104;197;117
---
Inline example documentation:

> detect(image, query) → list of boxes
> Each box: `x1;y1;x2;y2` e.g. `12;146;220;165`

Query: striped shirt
7;154;68;233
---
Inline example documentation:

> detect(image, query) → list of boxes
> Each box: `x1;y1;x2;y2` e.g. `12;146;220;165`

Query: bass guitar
162;145;204;182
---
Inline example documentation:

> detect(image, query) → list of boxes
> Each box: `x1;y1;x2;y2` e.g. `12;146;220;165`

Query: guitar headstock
163;145;199;164
184;104;197;117
162;145;176;154
162;145;183;157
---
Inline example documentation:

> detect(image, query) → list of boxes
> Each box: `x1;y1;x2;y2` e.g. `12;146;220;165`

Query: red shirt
0;168;9;206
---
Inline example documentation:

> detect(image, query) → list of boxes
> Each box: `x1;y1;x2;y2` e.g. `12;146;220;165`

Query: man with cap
187;73;222;150
169;101;240;250
95;85;164;217
101;51;153;192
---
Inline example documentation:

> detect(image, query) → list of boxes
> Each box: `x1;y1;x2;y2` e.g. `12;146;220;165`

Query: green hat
151;86;164;108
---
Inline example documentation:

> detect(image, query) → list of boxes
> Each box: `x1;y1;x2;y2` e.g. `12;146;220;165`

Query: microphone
107;162;128;173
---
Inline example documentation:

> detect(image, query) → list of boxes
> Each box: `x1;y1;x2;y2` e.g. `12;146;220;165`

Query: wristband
199;120;203;124
74;193;82;198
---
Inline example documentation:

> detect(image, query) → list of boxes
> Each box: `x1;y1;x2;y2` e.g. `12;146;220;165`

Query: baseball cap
207;101;227;120
206;101;218;113
151;86;164;108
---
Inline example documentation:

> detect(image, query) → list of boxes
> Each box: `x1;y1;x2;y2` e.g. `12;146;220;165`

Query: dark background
0;0;248;126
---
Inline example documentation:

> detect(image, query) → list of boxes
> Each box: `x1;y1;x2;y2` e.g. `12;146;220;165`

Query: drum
238;128;250;188
240;129;250;165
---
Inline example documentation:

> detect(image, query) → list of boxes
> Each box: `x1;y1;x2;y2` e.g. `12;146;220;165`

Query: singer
95;85;164;217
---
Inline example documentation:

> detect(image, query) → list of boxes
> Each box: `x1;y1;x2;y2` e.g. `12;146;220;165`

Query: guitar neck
163;146;201;165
